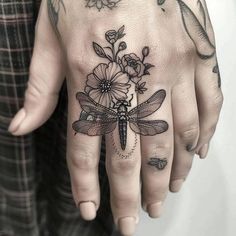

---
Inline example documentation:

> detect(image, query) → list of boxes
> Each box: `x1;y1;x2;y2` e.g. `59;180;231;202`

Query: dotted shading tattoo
72;26;169;151
47;0;66;36
148;157;168;170
110;133;138;159
85;0;121;11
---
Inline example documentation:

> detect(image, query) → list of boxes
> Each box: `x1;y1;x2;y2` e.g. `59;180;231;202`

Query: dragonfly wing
76;92;117;119
72;119;117;136
128;90;166;119
129;120;168;136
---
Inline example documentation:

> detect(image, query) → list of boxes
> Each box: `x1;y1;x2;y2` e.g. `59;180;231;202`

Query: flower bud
118;41;127;51
142;46;150;57
105;30;118;44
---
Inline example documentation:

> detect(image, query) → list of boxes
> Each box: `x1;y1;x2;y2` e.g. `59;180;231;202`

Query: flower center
127;59;138;68
99;80;112;93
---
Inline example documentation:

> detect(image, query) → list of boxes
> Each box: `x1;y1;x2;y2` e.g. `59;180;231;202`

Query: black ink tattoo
72;26;168;151
197;0;207;29
157;0;166;5
47;0;66;36
213;62;221;88
157;0;166;11
110;133;138;159
157;0;221;86
148;157;168;170
85;0;121;11
176;0;215;59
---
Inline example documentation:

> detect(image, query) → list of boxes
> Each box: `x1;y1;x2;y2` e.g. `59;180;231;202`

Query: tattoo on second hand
157;0;221;88
148;157;168;170
47;0;66;35
85;0;121;11
213;62;221;88
72;25;169;152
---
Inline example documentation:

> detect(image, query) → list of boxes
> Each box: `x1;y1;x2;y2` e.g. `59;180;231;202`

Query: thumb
8;1;65;136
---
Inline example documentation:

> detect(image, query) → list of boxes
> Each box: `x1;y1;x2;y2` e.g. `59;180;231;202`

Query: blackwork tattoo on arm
148;157;168;170
47;0;66;36
72;26;168;151
85;0;121;11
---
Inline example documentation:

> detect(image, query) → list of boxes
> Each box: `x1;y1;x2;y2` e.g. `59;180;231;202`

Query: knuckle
209;92;224;111
110;158;138;174
174;160;193;178
147;185;168;200
69;151;97;170
154;145;172;159
178;125;199;143
112;192;138;210
73;184;91;196
67;50;95;75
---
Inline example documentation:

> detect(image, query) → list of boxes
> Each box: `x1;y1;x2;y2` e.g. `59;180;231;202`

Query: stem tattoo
72;26;168;153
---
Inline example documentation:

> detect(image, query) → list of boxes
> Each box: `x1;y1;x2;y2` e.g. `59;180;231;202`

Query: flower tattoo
85;62;130;107
73;26;168;152
85;0;121;11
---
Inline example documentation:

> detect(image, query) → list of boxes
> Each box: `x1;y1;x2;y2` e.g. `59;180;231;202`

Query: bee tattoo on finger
148;157;168;170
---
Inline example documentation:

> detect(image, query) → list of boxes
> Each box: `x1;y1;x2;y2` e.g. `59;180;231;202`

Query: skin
8;0;223;235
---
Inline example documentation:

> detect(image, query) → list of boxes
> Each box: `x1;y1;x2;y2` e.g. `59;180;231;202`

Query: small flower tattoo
85;0;121;11
85;62;130;107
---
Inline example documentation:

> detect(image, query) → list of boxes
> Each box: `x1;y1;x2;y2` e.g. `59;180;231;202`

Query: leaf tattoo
197;0;207;29
47;0;66;36
176;0;215;59
157;0;166;6
213;62;221;88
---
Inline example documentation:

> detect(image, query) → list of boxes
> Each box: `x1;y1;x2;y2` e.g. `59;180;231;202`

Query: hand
8;0;223;235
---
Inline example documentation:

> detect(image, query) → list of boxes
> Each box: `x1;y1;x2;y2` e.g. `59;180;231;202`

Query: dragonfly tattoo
73;90;168;150
72;25;168;151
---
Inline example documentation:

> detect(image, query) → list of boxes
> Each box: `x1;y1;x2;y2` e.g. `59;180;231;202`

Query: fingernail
198;144;209;159
147;202;163;218
170;179;184;193
79;201;96;221
8;109;26;133
118;216;136;236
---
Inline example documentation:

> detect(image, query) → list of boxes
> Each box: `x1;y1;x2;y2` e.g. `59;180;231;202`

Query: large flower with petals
86;0;120;10
85;62;131;107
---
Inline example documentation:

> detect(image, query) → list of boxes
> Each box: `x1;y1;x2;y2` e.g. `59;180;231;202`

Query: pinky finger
195;58;224;158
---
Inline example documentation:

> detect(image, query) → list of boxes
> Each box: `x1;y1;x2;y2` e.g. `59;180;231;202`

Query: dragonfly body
72;90;169;151
116;101;130;150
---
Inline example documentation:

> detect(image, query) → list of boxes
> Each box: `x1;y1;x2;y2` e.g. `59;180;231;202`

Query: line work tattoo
47;0;66;36
213;62;221;88
177;0;215;59
85;0;121;11
157;0;221;87
72;26;169;151
148;157;168;170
